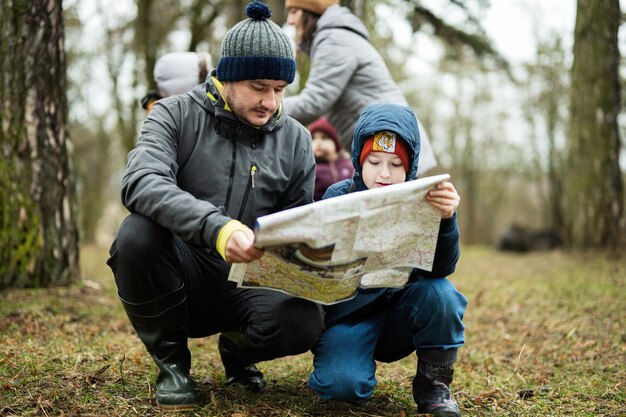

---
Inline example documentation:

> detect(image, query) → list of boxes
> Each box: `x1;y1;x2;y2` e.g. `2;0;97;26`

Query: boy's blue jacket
322;103;461;327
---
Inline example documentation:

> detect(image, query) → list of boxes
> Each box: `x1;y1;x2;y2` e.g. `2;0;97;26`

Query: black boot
120;285;200;410
412;350;461;417
218;333;266;392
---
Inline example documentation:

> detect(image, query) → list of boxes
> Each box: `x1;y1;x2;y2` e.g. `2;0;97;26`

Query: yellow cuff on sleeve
216;220;249;261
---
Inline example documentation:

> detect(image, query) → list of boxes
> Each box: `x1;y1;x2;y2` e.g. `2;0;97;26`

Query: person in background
309;103;467;417
283;0;438;177
140;51;213;113
308;116;354;200
107;1;323;410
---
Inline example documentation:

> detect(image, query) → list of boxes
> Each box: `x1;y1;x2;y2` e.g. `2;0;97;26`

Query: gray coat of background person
282;4;438;175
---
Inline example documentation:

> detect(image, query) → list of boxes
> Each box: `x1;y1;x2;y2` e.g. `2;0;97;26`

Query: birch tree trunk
0;0;79;288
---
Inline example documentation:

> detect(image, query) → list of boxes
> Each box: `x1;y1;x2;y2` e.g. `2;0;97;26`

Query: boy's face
361;152;406;189
312;131;338;162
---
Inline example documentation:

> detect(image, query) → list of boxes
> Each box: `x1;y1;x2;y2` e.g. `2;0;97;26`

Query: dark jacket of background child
308;117;353;200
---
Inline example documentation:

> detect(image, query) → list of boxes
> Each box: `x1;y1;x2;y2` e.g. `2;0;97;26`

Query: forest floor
0;245;625;417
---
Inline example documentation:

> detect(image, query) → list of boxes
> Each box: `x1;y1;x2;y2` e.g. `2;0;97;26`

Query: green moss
0;157;41;289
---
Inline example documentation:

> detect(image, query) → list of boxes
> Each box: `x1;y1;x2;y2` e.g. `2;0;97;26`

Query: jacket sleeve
283;34;358;125
413;213;460;279
121;100;231;248
322;179;353;200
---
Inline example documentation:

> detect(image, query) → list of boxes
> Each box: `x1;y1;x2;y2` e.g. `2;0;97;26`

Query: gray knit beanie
217;1;295;83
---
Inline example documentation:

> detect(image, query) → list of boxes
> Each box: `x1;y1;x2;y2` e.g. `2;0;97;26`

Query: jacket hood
186;73;287;135
154;51;209;97
316;4;368;38
300;4;368;53
351;103;421;190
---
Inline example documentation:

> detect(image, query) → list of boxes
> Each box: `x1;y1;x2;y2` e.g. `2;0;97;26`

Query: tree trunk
565;0;624;249
188;0;224;52
0;0;79;289
136;0;157;91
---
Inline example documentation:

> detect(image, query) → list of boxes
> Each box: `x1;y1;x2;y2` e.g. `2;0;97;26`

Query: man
107;1;324;410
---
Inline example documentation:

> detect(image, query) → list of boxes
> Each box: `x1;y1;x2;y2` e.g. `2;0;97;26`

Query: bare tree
523;35;569;233
0;0;79;289
110;0;226;155
565;0;624;249
188;0;225;52
66;0;230;243
402;0;510;75
440;69;515;244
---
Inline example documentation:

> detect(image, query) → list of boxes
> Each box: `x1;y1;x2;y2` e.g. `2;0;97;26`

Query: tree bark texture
566;0;624;249
0;0;79;288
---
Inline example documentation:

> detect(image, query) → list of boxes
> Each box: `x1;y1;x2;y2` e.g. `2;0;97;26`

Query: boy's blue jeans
309;278;467;402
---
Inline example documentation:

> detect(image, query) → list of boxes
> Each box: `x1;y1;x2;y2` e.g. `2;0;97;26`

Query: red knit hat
308;117;342;151
359;131;410;172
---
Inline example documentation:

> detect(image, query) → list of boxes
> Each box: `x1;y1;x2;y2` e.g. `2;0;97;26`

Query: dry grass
0;245;624;416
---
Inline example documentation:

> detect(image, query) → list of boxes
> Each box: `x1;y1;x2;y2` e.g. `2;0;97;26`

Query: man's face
221;79;287;126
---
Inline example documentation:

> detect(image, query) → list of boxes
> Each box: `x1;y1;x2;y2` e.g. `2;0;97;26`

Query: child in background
141;51;212;113
308;117;354;200
309;103;467;417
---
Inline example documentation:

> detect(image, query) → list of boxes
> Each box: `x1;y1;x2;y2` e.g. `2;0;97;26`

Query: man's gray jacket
121;77;315;252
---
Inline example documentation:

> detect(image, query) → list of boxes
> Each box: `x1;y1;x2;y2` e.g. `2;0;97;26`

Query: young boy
308;117;354;200
309;103;467;417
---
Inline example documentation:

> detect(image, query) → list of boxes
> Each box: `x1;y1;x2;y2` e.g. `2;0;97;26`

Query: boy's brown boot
412;351;461;417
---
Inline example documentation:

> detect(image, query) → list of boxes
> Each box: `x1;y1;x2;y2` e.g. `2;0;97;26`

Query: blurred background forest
1;0;624;289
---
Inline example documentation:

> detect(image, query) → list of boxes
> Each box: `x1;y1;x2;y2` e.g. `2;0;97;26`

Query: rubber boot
412;356;461;417
120;285;200;410
218;333;266;392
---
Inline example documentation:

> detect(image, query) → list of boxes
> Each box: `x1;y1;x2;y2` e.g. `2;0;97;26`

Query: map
227;174;450;304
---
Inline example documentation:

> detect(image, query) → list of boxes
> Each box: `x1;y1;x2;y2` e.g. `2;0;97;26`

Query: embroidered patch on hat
372;131;397;154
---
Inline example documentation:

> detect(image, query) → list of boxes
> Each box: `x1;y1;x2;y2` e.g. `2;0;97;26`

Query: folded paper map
227;174;450;304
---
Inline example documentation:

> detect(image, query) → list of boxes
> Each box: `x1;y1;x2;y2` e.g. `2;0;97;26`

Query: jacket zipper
223;123;244;211
223;139;238;212
237;162;257;220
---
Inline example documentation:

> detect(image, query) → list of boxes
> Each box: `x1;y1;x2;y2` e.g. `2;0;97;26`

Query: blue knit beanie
217;1;296;83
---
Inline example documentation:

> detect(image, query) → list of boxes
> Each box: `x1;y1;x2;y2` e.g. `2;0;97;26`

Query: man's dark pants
107;213;324;363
